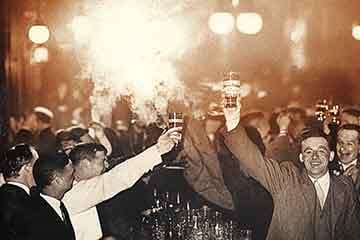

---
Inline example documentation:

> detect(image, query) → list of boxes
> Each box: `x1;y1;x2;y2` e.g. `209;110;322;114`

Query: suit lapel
299;170;317;208
31;191;65;226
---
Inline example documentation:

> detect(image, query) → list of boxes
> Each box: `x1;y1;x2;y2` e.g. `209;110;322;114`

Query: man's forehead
301;137;329;148
338;129;359;138
94;150;106;157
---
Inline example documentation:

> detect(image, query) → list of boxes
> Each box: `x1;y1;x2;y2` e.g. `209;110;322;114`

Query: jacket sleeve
223;123;296;195
180;119;234;210
342;178;360;239
63;145;162;215
266;135;299;164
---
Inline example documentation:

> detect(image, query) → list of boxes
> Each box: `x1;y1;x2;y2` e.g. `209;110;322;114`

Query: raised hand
277;112;291;132
156;127;183;155
223;98;241;131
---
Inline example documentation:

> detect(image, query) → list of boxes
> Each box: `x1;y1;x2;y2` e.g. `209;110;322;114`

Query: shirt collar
7;182;30;195
40;193;63;219
308;171;330;186
341;159;358;171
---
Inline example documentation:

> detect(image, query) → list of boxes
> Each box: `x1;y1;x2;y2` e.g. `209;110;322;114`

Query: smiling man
222;104;360;240
335;124;360;193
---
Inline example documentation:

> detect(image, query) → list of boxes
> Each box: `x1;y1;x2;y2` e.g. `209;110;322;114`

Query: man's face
88;151;106;178
337;129;360;165
341;113;358;126
59;161;75;192
300;137;333;179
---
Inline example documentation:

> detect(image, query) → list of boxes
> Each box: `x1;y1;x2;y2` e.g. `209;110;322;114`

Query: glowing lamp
32;46;48;63
28;24;50;44
236;12;263;35
208;12;235;35
257;90;267;98
352;25;360;40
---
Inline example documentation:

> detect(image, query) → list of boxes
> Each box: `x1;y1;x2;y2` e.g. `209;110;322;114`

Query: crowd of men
1;101;360;240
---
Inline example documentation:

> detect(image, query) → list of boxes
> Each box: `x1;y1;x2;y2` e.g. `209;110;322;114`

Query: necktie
60;201;76;240
314;180;325;209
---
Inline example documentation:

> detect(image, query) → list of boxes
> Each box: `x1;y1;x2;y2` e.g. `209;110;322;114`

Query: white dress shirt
62;145;162;240
341;159;358;172
309;172;330;206
7;181;30;195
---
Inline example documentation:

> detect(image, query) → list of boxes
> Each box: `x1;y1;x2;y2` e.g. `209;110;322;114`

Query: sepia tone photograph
1;0;360;239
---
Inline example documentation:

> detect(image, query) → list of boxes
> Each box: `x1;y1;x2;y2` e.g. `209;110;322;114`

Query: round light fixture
236;12;263;35
28;24;50;44
352;25;360;40
208;12;235;35
32;46;49;63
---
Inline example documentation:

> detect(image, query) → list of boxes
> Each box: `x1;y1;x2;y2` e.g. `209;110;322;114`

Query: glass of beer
168;112;183;147
223;72;241;108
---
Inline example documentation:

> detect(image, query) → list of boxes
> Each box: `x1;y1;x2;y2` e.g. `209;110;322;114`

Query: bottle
190;216;203;240
214;211;224;240
201;206;211;240
174;192;182;212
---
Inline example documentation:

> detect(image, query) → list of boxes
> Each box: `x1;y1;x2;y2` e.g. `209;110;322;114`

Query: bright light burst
72;0;205;124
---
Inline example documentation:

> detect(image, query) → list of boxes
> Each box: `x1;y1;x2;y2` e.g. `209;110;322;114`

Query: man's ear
23;162;33;173
329;151;335;162
299;153;304;163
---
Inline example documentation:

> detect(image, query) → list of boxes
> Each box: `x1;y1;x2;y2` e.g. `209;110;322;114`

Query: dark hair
33;152;70;190
337;124;360;143
56;130;73;142
69;143;107;166
287;107;306;121
2;144;35;178
240;111;265;126
297;127;329;146
13;129;34;145
35;112;52;124
342;108;360;117
68;127;89;142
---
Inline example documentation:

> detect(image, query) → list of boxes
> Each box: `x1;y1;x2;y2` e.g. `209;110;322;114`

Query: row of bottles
140;188;252;240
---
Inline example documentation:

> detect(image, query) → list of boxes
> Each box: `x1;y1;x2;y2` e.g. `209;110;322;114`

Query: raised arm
223;105;293;194
64;127;181;214
180;118;234;210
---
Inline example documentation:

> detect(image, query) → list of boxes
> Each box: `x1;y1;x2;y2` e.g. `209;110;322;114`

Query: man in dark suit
0;144;39;239
222;103;360;240
31;152;76;240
